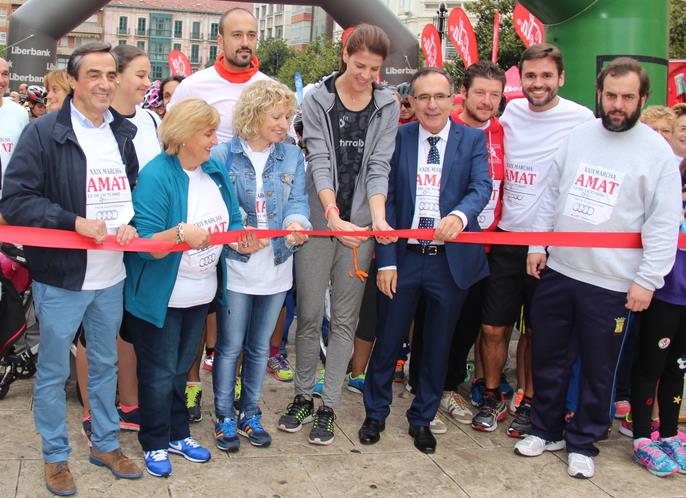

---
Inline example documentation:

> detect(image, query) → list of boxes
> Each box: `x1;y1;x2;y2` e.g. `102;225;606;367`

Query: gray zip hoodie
530;119;682;292
301;72;400;230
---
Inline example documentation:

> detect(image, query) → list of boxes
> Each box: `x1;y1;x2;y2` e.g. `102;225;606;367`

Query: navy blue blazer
376;120;492;289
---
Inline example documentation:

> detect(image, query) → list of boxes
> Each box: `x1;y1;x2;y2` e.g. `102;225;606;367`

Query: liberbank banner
7;36;58;87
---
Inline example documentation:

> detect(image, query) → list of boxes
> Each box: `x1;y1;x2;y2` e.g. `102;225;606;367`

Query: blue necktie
427;136;440;164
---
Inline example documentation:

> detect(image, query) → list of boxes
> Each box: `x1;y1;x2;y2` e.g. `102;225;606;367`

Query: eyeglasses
413;93;452;104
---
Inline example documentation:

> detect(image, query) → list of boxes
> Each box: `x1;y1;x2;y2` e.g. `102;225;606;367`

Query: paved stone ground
1;344;685;497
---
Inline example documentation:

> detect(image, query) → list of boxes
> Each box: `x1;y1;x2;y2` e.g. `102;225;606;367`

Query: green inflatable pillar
520;0;669;110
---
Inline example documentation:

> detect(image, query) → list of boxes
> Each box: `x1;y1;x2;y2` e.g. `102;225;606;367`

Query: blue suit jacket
376;120;492;289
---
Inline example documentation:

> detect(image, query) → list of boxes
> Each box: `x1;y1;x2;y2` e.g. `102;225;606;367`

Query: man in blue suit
359;67;492;453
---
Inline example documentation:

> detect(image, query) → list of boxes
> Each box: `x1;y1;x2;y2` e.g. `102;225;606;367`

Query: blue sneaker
144;449;172;477
346;372;365;394
659;436;686;474
168;437;211;463
633;439;679;477
215;417;240;452
238;414;272;447
312;369;325;398
500;374;514;398
470;378;486;407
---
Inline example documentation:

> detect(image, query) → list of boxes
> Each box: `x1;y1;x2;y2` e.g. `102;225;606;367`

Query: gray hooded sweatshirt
301;72;400;230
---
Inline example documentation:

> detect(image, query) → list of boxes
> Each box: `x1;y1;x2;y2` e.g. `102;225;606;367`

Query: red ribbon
1;225;685;253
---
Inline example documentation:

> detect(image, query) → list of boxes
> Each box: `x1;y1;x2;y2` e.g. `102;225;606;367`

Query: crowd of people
0;6;684;496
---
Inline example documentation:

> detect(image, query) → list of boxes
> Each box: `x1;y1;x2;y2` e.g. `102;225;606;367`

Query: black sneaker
507;400;532;438
308;405;336;445
277;395;314;433
185;384;202;423
117;406;140;431
81;417;93;447
471;391;507;432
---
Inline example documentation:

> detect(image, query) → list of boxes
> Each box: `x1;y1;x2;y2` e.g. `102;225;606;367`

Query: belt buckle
426;245;438;256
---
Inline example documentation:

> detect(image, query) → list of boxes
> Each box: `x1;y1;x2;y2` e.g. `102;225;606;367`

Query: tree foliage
256;37;294;77
277;37;341;89
444;0;525;86
670;0;686;58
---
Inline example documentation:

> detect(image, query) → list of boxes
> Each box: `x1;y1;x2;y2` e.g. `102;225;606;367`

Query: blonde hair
233;80;297;141
159;98;220;155
640;105;675;125
43;69;69;94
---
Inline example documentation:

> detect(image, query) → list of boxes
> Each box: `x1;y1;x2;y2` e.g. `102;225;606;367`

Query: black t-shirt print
334;92;375;222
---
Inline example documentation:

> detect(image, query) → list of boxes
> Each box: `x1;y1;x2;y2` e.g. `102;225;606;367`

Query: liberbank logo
11;46;52;57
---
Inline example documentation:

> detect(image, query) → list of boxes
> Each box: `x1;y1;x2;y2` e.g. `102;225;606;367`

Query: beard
225;48;252;68
524;86;558;109
600;104;641;132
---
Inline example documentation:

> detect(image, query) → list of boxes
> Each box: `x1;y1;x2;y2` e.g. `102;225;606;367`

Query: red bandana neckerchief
213;52;259;83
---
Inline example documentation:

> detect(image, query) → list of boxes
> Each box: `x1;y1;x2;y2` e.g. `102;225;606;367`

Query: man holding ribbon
359;67;491;454
0;42;142;496
515;57;682;479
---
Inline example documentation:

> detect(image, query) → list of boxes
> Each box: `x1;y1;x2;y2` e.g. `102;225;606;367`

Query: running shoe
614;400;631;419
659;436;686;474
202;352;214;372
500;374;514;398
346;373;365;394
277;394;314;432
509;388;525;416
214;417;239;452
430;415;447;434
235;376;242;402
507;399;532;438
238;414;272;447
568;452;594;479
117;405;140;431
470;377;486;407
144;449;171;477
168;437;211;463
619;414;660;440
471;391;507;432
81;416;93;448
312;369;325;398
185;383;202;423
394;360;406;383
440;391;473;425
633;439;679;477
308;405;336;445
514;435;565;456
267;354;294;382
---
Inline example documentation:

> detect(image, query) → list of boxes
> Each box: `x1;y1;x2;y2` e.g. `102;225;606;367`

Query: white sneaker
567;452;594;478
430;416;447;434
514;435;565;457
440;391;473;425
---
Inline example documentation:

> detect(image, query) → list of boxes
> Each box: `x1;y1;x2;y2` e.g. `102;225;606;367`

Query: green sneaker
267;354;294;382
346;372;365;394
308;405;336;445
277;395;314;432
185;383;202;423
312;369;325;398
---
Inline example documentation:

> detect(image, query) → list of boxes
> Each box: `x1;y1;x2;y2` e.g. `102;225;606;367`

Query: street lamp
435;2;448;41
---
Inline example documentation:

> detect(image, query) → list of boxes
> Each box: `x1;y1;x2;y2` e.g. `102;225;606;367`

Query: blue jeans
32;280;123;463
128;304;209;451
213;290;287;419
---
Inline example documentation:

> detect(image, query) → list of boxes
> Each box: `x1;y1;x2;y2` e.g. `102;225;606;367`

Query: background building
103;0;249;80
253;3;333;50
0;1;9;51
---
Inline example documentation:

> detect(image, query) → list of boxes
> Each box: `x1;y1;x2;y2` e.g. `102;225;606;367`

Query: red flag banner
447;8;478;68
421;24;443;68
513;3;545;48
492;10;501;64
167;50;192;77
342;26;356;47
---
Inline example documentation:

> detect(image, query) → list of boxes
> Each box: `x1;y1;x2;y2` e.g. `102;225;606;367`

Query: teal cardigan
124;152;242;327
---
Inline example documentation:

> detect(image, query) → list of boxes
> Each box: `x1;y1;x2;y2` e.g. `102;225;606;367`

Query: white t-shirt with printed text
227;141;293;295
499;97;594;232
126;106;161;170
168;167;230;308
0;97;30;194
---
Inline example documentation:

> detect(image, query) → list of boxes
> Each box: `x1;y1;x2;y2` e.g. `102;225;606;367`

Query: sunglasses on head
401;101;412;108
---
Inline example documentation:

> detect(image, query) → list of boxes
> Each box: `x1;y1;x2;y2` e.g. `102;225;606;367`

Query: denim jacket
211;136;311;265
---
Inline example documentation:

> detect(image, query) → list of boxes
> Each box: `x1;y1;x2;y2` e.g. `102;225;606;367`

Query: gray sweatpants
294;236;374;406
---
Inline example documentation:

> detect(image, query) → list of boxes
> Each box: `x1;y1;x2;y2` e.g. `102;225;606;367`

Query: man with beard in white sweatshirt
513;57;682;479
